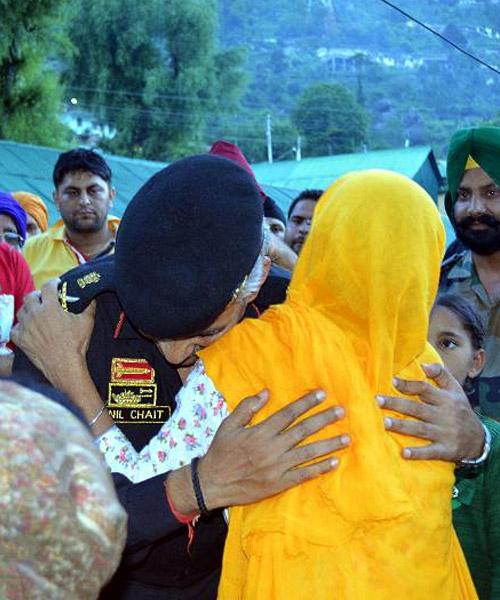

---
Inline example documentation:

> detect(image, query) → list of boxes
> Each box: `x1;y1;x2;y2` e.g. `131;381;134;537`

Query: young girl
429;293;500;600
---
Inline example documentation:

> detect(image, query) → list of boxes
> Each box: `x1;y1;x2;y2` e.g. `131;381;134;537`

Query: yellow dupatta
200;170;476;599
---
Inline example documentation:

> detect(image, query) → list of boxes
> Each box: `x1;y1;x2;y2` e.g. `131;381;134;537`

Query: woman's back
201;170;476;599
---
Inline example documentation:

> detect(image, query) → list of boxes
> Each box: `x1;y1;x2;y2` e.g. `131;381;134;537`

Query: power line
378;0;500;76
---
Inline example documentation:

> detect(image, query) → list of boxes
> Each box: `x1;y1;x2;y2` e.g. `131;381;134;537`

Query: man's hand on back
167;389;349;513
376;363;485;462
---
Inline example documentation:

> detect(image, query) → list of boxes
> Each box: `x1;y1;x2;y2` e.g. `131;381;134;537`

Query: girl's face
428;305;485;386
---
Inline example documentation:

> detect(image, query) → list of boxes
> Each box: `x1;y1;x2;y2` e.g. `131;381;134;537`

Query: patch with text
107;357;170;423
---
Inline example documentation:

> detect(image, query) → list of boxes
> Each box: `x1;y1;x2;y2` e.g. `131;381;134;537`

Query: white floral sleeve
96;360;229;483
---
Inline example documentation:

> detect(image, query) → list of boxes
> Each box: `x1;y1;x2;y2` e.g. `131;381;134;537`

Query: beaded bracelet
190;457;209;516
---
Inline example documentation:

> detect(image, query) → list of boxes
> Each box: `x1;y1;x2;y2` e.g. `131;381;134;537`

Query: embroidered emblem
77;271;101;288
58;281;68;312
111;358;155;383
107;357;168;424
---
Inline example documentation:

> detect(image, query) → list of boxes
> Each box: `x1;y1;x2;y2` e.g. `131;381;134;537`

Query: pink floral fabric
97;360;229;482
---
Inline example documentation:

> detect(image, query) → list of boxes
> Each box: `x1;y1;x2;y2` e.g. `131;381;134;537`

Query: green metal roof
0;141;440;225
0;140;299;222
252;146;441;194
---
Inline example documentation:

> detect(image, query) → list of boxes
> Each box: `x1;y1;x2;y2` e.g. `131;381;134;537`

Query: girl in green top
429;293;500;600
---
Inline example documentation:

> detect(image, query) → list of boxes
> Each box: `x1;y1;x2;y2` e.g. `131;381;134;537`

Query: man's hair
434;293;485;350
53;148;112;188
287;189;324;219
234;225;270;302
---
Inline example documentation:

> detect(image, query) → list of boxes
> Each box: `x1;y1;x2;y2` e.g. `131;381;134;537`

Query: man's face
0;214;23;249
155;300;248;368
454;167;500;256
265;217;285;239
285;199;316;254
25;214;41;238
54;171;115;235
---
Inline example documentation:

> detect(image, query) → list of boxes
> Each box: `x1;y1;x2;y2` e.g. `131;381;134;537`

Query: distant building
59;109;116;147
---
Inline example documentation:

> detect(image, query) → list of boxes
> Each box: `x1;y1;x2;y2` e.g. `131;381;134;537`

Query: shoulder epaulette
440;250;468;283
58;255;115;314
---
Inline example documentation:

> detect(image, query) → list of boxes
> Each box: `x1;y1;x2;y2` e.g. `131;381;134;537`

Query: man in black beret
13;154;348;600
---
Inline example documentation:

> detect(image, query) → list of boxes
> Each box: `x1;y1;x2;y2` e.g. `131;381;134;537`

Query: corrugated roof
252;146;440;191
0;141;441;224
0;140;298;221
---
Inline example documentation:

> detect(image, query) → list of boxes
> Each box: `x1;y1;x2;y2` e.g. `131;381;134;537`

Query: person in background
0;189;27;251
264;196;286;239
0;378;127;599
0;191;32;375
428;292;500;600
12;190;49;238
209;139;297;271
23;148;119;289
0;242;34;375
284;188;323;254
440;126;500;418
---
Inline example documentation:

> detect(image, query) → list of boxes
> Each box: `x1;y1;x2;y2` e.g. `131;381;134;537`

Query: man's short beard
454;214;500;256
66;214;106;234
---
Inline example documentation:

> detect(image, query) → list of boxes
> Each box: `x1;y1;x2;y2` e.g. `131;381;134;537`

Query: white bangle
459;423;491;466
88;405;107;427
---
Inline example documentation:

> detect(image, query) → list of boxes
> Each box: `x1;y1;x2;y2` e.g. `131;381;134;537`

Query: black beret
263;197;286;226
114;154;264;339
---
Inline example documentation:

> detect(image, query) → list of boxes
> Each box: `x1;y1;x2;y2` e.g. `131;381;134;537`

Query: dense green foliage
292;83;368;156
65;0;247;160
0;0;499;161
219;0;500;159
0;0;71;146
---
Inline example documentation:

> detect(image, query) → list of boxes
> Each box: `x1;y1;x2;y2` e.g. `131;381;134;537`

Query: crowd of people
0;126;499;598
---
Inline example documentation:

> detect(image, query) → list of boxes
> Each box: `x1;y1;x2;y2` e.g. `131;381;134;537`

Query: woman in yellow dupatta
200;170;477;599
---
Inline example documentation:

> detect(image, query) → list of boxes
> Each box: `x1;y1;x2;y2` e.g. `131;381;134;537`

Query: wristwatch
459;422;491;467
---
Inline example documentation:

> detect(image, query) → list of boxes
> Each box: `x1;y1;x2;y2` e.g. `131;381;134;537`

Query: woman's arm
97;361;228;482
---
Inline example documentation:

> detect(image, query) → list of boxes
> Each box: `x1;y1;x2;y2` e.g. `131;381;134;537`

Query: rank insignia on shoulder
77;271;101;288
58;255;115;314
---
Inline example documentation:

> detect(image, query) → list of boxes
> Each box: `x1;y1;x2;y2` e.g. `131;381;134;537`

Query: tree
292;82;368;157
66;0;247;161
0;0;71;146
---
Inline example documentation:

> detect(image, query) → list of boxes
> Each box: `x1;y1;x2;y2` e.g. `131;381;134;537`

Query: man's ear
468;348;486;379
109;186;116;206
53;189;60;209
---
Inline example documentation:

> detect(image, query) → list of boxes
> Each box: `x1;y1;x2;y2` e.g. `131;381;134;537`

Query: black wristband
191;457;209;516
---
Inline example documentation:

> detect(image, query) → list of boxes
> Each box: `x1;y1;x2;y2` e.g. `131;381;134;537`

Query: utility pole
266;113;273;163
295;135;302;161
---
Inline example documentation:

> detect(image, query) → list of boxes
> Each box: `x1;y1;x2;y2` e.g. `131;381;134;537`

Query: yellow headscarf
200;170;476;599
